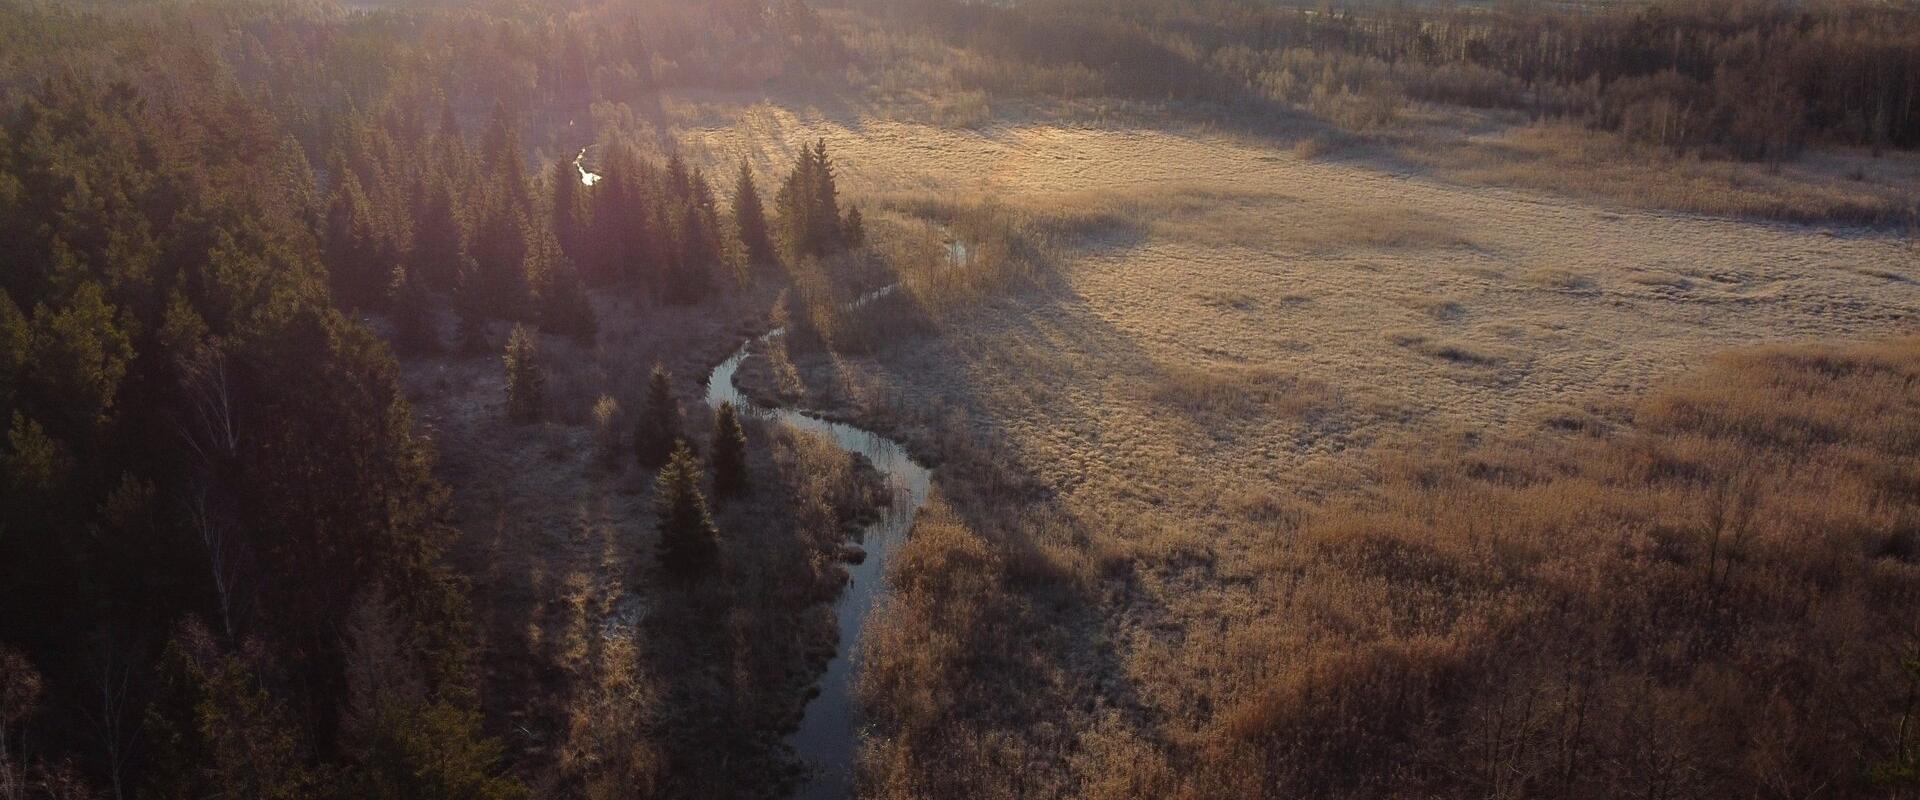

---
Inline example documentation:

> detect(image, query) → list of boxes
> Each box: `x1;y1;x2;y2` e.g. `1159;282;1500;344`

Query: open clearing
689;104;1920;782
691;105;1919;504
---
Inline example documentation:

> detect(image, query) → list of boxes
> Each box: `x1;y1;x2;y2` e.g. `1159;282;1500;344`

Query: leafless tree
82;637;140;800
175;342;246;640
0;649;41;800
174;343;240;464
186;484;239;641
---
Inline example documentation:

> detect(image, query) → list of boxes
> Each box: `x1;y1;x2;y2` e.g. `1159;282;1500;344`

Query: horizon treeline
855;0;1920;160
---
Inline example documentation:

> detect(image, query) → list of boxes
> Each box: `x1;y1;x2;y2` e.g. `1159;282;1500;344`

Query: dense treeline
0;67;508;800
853;0;1920;160
201;0;845;153
0;0;857;796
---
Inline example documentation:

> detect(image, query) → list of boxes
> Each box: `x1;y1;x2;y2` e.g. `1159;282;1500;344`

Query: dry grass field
685;103;1918;499
675;101;1920;796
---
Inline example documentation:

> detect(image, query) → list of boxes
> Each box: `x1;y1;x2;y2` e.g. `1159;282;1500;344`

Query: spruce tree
410;177;466;289
469;204;529;316
710;401;747;501
324;169;388;308
634;363;679;468
532;227;596;347
774;145;816;261
774;139;846;260
503;324;543;423
550;159;587;262
809;139;842;252
732;161;774;268
841;205;866;249
653;440;719;579
481;101;527;210
670;206;715;305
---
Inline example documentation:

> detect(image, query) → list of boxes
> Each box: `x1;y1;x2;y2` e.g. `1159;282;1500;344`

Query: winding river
705;330;931;799
581;151;938;796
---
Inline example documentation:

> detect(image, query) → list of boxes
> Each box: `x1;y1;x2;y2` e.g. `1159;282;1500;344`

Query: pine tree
634;363;679;468
669;206;715;305
841;205;866;249
410;177;466;289
550;159;587;262
528;226;596;345
774;145;816;261
809;139;842;252
325;168;388;308
774;139;846;260
503;324;543;423
481;101;527;211
431;99;471;184
468;204;529;316
653;441;719;579
709;401;748;502
732;161;775;268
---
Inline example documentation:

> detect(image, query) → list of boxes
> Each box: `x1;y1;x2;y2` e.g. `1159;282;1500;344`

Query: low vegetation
857;336;1920;798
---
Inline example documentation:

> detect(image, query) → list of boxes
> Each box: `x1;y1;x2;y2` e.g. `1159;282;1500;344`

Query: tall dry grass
856;336;1920;798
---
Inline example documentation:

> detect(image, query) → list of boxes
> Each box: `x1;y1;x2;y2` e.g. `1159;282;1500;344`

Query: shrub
591;395;623;469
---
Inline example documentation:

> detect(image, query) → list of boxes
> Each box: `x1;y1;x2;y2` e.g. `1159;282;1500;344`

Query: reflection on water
705;326;932;800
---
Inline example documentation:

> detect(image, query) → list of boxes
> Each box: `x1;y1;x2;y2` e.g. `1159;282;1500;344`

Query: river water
588;141;945;795
704;316;933;799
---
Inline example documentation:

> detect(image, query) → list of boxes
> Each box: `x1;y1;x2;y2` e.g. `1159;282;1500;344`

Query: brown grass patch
1414;121;1920;225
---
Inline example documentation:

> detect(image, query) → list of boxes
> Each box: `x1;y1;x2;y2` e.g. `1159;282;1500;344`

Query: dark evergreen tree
669;206;716;305
710;401;747;502
653;441;719;579
774;139;846;260
388;264;438;355
550;158;587;262
503;324;543;423
808;139;842;250
732;161;775;268
634;363;679;468
410;177;468;289
526;226;596;344
325;168;389;308
468;205;530;316
842;205;866;249
480;101;528;211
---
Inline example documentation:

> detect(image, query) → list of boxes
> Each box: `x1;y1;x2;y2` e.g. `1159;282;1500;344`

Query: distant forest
853;0;1920;160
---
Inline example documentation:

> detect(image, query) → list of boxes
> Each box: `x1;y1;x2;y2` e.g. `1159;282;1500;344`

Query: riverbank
396;287;891;796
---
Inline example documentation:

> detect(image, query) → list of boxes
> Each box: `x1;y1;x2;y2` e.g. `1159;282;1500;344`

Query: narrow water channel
705;316;933;800
585;146;946;796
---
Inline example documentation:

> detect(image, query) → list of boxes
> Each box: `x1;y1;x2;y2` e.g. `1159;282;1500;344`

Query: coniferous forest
0;1;854;796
